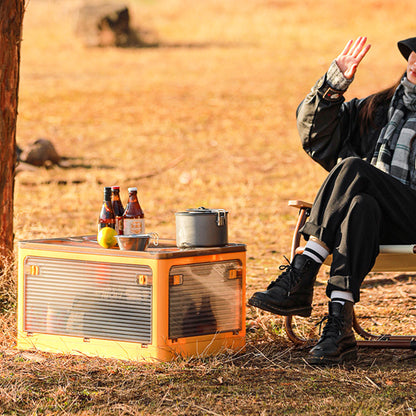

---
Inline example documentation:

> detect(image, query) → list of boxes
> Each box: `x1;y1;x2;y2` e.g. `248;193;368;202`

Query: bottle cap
111;186;120;190
128;187;137;192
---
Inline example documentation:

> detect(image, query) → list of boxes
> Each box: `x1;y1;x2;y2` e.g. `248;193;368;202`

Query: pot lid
176;207;228;215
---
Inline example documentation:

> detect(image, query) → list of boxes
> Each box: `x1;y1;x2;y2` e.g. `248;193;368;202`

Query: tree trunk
0;0;25;267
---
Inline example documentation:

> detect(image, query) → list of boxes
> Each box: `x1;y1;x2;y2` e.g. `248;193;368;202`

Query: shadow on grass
361;273;416;288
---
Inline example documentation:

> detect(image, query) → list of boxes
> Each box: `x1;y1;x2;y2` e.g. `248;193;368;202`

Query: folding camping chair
284;200;416;350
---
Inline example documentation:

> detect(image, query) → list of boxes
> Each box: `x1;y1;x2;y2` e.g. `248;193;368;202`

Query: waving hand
336;36;371;79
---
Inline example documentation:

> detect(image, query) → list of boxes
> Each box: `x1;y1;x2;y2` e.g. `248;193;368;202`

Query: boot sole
248;296;312;317
307;347;358;366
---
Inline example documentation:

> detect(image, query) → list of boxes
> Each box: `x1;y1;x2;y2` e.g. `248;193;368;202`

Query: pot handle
216;209;227;226
149;232;159;246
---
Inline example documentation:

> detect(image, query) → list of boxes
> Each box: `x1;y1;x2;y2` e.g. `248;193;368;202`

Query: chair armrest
379;245;416;254
288;200;313;209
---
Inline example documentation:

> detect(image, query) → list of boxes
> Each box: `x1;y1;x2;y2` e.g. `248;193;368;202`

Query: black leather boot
248;254;321;317
307;300;357;365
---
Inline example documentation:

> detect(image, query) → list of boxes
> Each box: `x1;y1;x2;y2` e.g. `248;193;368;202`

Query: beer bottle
98;187;115;231
111;186;124;235
123;187;145;234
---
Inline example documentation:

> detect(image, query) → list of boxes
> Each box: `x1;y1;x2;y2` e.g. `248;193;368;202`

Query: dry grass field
2;0;416;414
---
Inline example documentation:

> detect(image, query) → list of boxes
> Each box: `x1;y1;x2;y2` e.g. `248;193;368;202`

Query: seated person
249;36;416;365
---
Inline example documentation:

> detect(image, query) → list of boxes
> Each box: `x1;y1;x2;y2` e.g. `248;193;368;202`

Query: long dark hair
359;74;404;136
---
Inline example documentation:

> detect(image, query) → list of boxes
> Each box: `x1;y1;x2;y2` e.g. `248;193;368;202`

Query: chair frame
284;200;416;350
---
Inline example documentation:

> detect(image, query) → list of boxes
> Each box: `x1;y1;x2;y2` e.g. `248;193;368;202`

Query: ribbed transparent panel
169;260;242;339
24;257;152;343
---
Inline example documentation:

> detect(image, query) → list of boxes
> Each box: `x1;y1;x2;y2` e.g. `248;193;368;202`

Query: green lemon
97;227;117;248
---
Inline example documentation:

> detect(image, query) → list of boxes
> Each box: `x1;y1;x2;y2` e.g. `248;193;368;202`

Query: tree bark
0;0;25;266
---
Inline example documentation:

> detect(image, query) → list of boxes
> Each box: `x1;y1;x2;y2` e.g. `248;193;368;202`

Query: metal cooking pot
175;207;228;248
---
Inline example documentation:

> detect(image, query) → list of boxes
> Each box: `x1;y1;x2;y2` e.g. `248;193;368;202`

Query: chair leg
283;315;313;345
352;310;380;340
353;310;416;349
285;308;416;350
357;339;416;349
290;207;310;262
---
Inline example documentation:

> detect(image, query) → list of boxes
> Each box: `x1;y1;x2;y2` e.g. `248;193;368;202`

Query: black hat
398;37;416;60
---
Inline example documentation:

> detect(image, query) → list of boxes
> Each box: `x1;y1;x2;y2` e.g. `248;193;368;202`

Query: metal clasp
216;209;226;226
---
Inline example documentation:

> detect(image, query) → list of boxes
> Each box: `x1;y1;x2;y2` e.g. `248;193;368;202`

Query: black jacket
296;71;390;172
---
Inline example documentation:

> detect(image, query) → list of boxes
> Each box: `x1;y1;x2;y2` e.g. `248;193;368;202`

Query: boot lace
316;314;345;339
267;257;301;296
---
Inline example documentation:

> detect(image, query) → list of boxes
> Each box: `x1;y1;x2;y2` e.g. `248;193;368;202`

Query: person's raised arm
296;36;372;171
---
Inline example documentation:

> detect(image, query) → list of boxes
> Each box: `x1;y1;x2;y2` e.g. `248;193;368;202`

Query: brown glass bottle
111;186;124;235
123;187;145;234
98;187;115;231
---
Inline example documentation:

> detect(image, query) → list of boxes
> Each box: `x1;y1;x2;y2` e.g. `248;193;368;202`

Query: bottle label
123;218;145;235
115;217;124;235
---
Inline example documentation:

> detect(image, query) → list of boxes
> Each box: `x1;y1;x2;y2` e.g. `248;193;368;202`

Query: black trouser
301;157;416;302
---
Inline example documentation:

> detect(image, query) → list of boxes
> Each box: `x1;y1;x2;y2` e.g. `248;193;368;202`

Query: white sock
302;240;329;264
330;290;354;305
